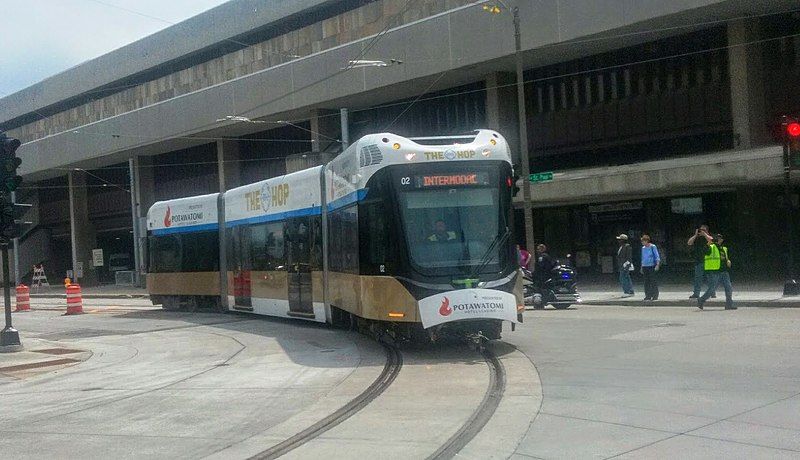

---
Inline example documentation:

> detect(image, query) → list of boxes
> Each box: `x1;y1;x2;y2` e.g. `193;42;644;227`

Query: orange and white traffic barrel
14;284;30;312
65;284;84;315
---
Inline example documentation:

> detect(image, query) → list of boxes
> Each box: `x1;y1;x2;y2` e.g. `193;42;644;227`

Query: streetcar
146;129;523;341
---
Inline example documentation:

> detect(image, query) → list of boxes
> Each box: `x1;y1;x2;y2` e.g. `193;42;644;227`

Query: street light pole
512;6;535;253
485;1;535;252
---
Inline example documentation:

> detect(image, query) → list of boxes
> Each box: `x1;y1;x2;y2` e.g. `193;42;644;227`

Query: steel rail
250;341;403;460
426;346;506;460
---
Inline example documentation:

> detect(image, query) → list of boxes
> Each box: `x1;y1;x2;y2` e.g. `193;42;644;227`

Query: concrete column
485;72;520;163
216;140;241;192
728;20;768;149
309;109;341;153
68;171;98;286
137;156;156;213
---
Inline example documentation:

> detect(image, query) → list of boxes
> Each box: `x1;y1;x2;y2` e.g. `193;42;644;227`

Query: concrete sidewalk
27;284;148;299
578;281;799;308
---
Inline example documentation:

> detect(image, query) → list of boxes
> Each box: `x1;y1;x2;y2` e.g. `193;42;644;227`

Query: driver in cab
427;219;457;242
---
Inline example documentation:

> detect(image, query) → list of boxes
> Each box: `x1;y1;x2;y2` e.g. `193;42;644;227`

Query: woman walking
640;234;661;301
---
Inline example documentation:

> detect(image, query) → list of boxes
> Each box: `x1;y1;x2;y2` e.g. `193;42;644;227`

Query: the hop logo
164;206;172;227
439;296;452;316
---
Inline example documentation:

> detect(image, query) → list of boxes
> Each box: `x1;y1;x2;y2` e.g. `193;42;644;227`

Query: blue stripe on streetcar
327;189;367;212
151;222;219;235
226;206;322;228
225;189;368;228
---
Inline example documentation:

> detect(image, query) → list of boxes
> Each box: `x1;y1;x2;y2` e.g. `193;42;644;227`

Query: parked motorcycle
522;261;581;310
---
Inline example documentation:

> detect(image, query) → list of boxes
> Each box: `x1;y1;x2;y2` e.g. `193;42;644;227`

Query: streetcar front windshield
398;187;504;273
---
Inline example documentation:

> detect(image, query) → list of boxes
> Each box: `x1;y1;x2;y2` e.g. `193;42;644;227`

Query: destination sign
414;172;490;188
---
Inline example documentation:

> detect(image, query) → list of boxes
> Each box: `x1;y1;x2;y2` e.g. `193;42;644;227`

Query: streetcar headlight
392;142;401;150
490;139;497;145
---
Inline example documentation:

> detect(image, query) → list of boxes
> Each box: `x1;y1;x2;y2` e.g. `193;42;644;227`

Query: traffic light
0;133;28;242
0;202;31;240
0;133;22;192
510;172;521;197
787;121;800;170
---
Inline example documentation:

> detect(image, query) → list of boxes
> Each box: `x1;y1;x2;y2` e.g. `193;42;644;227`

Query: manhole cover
653;322;685;328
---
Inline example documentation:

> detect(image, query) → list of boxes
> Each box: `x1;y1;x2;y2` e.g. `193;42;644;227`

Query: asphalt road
505;305;800;459
0;307;538;459
4;301;800;458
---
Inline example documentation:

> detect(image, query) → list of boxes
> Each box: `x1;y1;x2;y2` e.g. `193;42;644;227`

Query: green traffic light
3;176;21;192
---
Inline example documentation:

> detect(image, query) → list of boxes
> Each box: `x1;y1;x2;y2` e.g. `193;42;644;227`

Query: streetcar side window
148;231;219;273
309;216;322;271
181;231;219;272
359;199;393;275
249;222;285;270
149;235;181;273
328;205;359;274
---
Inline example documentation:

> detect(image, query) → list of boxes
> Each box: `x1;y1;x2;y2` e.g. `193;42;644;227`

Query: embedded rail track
250;341;403;460
426;347;507;460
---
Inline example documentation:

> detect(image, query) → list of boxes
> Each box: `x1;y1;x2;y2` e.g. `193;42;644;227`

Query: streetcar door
286;218;314;317
231;226;252;309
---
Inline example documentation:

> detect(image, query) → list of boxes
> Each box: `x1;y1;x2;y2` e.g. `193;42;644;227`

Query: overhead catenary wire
81;0;301;59
12;0;800;185
55;27;800;151
9;1;798;134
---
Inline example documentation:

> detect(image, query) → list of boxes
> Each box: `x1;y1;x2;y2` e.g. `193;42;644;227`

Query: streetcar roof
147;192;219;235
325;129;511;204
224;165;323;226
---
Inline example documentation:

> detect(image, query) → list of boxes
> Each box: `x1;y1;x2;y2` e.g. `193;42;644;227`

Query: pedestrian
697;232;736;310
517;244;531;270
640;234;661;301
616;234;634;297
534;244;556;286
687;224;715;299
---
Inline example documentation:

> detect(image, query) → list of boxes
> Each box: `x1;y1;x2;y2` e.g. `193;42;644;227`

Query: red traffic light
788;122;800;137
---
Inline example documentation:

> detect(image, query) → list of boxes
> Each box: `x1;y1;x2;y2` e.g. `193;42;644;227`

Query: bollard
65;284;84;315
14;284;30;312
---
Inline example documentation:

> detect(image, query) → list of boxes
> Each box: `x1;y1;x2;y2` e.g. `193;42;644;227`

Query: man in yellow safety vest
697;232;735;310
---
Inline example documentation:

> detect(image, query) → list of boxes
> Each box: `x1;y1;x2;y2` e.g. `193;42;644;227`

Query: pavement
2;298;800;458
0;307;542;459
505;305;800;459
578;282;798;308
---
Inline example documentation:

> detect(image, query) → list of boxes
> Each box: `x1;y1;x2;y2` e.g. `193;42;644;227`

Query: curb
579;299;800;308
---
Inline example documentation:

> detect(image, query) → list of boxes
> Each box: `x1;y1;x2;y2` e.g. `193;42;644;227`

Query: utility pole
0;133;27;351
340;108;350;150
483;2;535;252
781;116;799;295
512;6;535;253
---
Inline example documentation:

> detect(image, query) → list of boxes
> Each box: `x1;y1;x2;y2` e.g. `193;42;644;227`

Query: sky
0;0;233;97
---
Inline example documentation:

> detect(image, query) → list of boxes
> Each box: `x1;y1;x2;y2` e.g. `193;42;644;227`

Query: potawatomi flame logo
164;206;172;227
439;296;452;316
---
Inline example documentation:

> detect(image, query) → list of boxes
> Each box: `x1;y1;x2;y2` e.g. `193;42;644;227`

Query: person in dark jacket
534;244;556;285
616;234;634;297
687;224;715;299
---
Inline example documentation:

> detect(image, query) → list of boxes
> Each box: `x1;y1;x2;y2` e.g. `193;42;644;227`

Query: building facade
1;0;798;284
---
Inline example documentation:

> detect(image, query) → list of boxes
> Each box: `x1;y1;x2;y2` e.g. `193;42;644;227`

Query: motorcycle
522;261;581;310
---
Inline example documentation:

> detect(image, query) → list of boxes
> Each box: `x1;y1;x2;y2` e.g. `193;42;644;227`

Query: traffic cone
14;284;30;312
65;284;84;315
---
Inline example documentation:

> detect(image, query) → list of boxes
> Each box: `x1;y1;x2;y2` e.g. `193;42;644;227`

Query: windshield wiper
467;226;510;280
